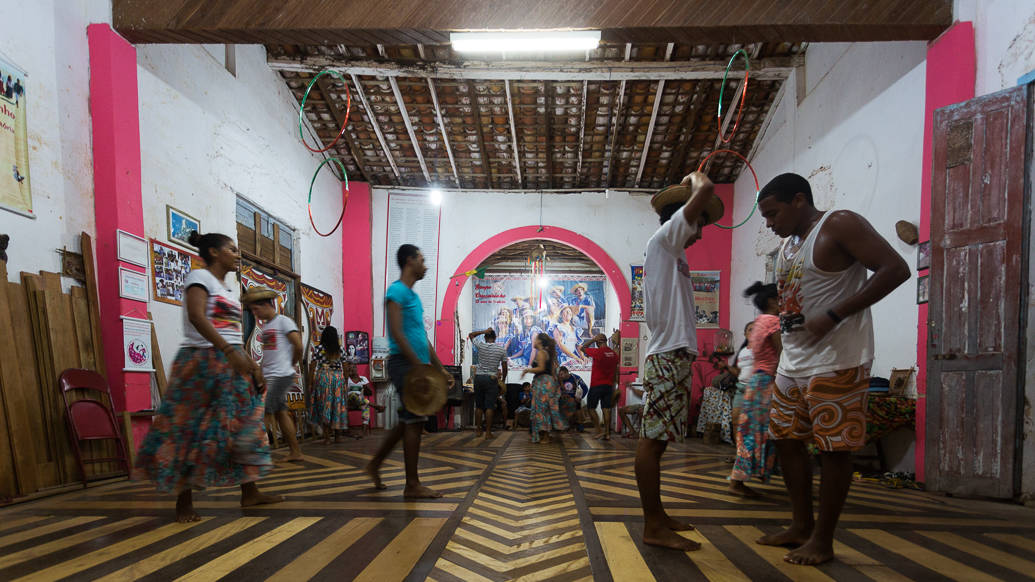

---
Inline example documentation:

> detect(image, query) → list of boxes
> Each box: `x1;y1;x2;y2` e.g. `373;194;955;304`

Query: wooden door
926;85;1030;498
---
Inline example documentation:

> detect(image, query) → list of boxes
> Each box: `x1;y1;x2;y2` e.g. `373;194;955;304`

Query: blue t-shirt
385;280;430;364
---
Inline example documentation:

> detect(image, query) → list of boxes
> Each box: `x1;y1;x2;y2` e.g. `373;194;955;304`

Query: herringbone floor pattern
0;429;1033;581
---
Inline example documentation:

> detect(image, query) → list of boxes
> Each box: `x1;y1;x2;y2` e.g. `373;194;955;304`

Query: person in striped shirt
469;327;509;439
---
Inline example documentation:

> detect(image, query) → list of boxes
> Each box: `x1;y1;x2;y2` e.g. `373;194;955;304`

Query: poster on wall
385;192;440;343
150;239;204;306
122;316;154;372
300;283;334;361
691;271;721;329
345;331;369;363
471;274;606;373
0;56;30;218
629;265;645;321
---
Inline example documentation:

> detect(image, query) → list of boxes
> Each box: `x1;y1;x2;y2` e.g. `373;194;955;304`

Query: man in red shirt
581;333;620;440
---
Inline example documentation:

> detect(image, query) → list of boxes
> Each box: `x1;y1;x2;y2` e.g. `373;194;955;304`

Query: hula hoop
697;149;759;230
717;49;749;144
308;157;349;237
298;70;352;154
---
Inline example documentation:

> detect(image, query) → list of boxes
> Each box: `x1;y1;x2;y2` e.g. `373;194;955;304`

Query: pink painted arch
435;225;637;369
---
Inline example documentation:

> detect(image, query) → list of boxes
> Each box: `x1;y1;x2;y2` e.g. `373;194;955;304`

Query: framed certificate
117;230;148;267
119;267;149;302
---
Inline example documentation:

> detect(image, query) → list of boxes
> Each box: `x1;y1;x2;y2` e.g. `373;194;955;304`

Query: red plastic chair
58;369;130;486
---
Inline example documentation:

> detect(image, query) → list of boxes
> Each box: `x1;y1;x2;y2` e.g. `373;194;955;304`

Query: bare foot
403;485;443;498
593;432;605;440
284;454;305;463
601;434;611;441
785;538;835;566
485;432;494;440
365;462;388;490
757;526;812;547
475;430;483;438
665;516;695;531
175;493;201;523
728;481;761;498
240;492;284;507
643;524;701;551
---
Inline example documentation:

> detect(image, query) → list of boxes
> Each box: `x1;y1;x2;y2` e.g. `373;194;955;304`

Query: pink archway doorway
435;225;638;377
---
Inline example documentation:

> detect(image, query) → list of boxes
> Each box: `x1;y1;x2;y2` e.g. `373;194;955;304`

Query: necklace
783;212;825;261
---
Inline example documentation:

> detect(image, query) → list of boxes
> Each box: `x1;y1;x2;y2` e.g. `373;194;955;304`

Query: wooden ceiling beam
504;80;523;187
267;56;800;81
388;77;431;183
350;74;401;182
113;0;952;44
634;43;673;187
427;78;461;188
313;74;370;182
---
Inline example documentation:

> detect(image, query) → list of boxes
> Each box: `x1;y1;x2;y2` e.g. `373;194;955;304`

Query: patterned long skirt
530;373;566;442
134;347;272;493
309;367;349;430
730;372;776;483
696;386;733;443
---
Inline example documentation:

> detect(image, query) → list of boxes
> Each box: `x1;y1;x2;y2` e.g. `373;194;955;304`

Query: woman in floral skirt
523;332;566;444
308;325;349;444
728;282;782;497
134;231;281;522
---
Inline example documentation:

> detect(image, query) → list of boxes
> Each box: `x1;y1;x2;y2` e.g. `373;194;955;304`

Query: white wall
0;0;109;278
955;0;1035;97
137;44;345;370
729;42;927;391
370;188;656;374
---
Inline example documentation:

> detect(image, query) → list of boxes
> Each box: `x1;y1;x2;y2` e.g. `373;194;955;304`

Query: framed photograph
119;267;149;302
620;337;639;368
345;331;370;363
917;274;929;304
370;358;386;381
117;230;148;267
167;205;200;250
917;240;931;271
629;265;645;321
150;238;204;306
888;368;914;397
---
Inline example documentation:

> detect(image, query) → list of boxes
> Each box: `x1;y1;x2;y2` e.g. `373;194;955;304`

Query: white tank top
775;212;874;377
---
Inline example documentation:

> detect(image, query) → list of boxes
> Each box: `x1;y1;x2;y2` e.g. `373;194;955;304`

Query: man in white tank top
756;173;909;566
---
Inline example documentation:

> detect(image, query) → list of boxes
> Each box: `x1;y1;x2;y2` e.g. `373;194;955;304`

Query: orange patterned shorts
769;365;870;451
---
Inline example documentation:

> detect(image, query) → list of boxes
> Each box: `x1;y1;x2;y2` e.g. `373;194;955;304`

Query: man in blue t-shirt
367;244;454;499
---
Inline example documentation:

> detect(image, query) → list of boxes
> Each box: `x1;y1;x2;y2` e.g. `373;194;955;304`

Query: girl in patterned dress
134;231;280;523
308;326;349;444
728;282;782;497
523;333;566;444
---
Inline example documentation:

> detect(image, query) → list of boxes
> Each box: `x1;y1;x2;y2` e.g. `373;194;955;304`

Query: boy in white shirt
637;171;724;551
245;290;304;462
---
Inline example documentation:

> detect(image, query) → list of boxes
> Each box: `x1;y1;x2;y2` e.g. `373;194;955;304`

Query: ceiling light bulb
538;276;550;288
450;30;600;53
429;188;443;205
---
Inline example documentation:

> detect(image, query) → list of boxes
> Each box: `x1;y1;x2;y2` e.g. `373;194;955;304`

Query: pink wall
688;184;735;354
916;23;976;481
88;24;151;446
340;181;373;379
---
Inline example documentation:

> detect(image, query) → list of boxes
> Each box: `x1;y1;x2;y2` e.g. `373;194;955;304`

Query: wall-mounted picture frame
370;358;386;381
117;229;148;267
917;240;931;271
151;238;204;306
119;267;149;302
888;367;915;397
167;205;200;250
917;274;929;304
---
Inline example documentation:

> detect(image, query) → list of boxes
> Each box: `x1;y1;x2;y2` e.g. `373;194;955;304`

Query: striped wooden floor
2;430;1034;581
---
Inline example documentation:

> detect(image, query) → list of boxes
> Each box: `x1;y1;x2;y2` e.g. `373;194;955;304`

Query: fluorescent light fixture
429;188;443;205
450;30;600;53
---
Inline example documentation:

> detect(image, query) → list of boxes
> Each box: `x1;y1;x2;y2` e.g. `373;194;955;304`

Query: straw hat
570;283;588;294
650;184;725;226
241;287;278;305
402;364;448;415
